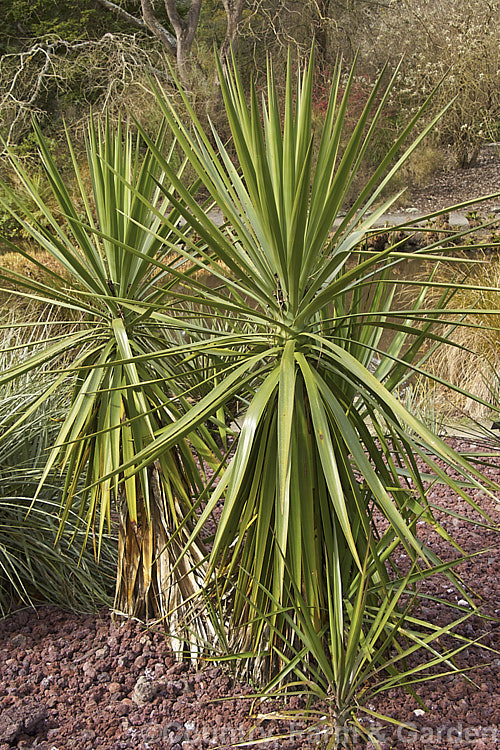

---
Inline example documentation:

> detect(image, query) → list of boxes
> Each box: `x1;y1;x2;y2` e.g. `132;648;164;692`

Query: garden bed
0;438;498;750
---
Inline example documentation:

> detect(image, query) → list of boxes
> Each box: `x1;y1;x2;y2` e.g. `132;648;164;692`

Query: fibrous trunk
114;459;211;659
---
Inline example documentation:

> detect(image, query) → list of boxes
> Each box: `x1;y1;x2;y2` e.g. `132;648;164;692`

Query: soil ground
396;144;500;215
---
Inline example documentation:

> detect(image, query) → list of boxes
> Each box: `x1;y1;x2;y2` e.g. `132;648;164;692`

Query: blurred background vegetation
0;1;498;167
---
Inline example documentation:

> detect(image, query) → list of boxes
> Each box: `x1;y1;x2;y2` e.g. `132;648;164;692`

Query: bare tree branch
0;35;174;150
163;0;203;51
185;0;204;50
140;0;177;54
94;0;149;32
164;0;184;40
95;0;178;54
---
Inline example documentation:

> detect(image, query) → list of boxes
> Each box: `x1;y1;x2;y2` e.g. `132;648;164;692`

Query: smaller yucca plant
249;548;482;750
0;117;221;655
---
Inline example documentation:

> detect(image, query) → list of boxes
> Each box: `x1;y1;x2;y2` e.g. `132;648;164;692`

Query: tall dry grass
426;258;500;421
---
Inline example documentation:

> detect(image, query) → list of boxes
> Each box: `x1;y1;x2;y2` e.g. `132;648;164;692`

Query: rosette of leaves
0;117;221;656
117;49;499;681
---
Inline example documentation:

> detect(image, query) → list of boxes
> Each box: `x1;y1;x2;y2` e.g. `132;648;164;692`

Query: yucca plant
113;51;499;676
0;118;221;654
250;547;483;749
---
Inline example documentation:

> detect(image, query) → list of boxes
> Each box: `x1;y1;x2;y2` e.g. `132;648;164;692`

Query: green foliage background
0;0;140;51
0;1;497;167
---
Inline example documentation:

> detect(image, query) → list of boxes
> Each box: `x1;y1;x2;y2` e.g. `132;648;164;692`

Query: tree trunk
164;0;203;88
114;459;210;659
220;0;245;64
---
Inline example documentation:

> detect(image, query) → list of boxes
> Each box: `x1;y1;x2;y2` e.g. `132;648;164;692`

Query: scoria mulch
1;438;498;750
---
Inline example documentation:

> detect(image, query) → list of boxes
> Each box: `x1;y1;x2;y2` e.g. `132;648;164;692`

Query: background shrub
0;304;115;614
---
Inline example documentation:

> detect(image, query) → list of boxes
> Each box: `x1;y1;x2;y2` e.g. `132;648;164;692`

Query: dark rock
0;701;47;743
10;634;27;649
131;676;160;705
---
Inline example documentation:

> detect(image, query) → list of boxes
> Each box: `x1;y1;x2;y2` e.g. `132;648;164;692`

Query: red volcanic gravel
0;438;498;750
